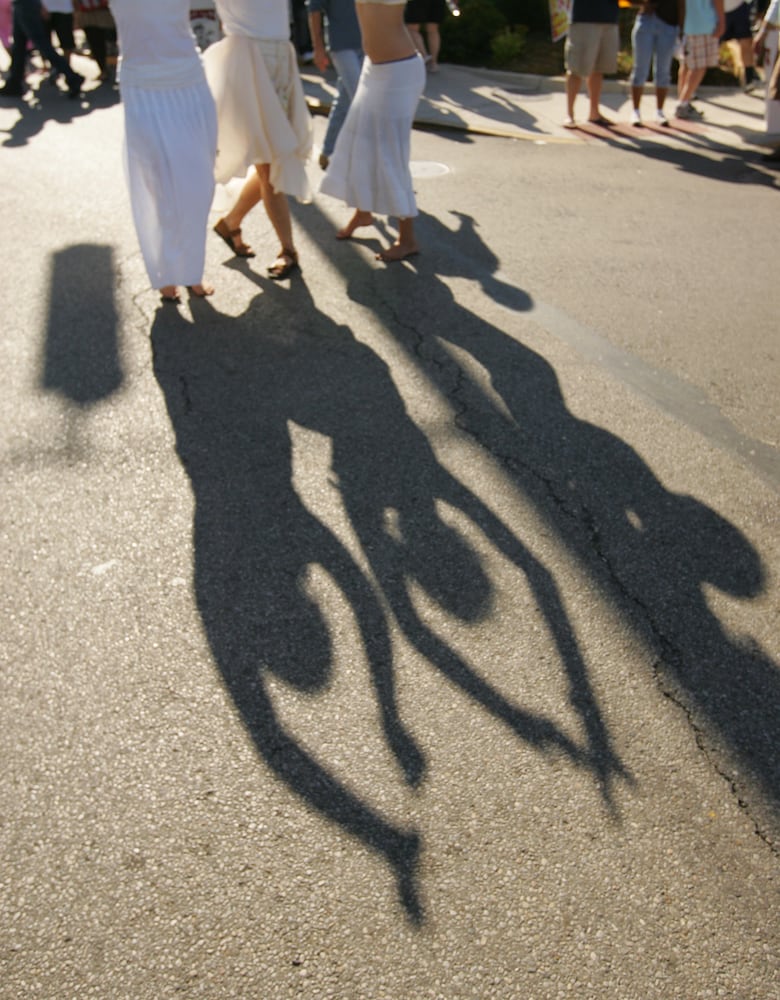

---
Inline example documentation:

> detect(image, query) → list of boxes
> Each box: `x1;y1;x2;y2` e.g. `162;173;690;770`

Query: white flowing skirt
320;54;425;219
122;78;217;288
203;35;312;201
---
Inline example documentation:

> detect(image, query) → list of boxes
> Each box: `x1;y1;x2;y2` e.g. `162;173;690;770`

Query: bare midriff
355;2;417;64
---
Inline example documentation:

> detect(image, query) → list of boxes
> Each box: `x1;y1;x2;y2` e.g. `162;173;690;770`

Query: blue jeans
322;47;363;157
630;12;678;89
8;0;80;88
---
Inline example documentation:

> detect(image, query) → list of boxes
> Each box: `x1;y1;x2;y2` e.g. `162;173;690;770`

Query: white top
215;0;289;40
765;0;780;25
110;0;205;87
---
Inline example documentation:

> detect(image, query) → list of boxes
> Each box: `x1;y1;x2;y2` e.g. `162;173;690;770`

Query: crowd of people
0;0;434;301
1;0;778;297
566;0;776;128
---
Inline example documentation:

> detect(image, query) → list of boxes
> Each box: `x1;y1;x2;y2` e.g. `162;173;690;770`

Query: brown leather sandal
213;218;255;258
267;248;300;280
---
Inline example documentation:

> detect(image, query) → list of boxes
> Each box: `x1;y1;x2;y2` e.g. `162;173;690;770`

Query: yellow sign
549;0;571;42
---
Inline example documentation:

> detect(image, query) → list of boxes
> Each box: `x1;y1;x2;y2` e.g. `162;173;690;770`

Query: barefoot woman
319;0;425;262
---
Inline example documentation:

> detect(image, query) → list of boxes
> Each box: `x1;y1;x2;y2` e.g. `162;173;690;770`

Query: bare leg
223;169;263;232
565;71;582;123
377;216;419;262
678;66;705;104
426;24;441;70
407;23;428;61
255;162;296;260
214;168;264;256
655;85;668;112
336;209;374;240
677;63;689;100
631;84;643;111
586;72;605;121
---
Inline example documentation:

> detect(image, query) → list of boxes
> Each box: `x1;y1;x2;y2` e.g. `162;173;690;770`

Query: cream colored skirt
204;35;312;202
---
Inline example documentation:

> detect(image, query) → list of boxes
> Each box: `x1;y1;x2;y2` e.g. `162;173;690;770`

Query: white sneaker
630;108;642;127
655;108;669;126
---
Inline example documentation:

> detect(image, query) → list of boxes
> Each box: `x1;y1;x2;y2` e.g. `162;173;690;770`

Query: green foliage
511;0;552;31
441;0;508;66
490;26;529;69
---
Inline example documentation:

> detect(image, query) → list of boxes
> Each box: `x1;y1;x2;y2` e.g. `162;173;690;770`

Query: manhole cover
410;160;450;178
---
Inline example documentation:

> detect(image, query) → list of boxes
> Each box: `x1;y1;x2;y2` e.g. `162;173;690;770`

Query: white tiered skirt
320;53;425;218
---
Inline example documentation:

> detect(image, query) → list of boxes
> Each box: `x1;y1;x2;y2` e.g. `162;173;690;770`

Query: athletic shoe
675;102;704;120
630;108;642;127
655;108;669;126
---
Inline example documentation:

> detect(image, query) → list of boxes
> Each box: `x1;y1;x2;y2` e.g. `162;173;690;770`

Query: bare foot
160;285;180;302
188;283;214;297
336;210;374;240
376;241;419;263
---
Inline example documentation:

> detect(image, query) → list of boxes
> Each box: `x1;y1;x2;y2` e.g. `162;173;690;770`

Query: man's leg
565;71;582;122
1;6;30;92
678;65;705;103
425;23;441;70
14;0;82;90
321;78;349;161
586;71;604;120
322;48;363;160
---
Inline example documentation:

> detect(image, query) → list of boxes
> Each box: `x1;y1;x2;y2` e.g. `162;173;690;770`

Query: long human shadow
151;274;627;922
0;78;118;148
344;209;780;838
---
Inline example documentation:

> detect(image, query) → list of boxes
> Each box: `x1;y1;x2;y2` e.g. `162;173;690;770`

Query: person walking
111;0;218;302
307;0;363;169
404;0;447;72
204;0;313;280
0;0;84;98
319;0;425;262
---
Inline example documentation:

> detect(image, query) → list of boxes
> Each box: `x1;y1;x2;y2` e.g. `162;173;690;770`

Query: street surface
1;56;779;999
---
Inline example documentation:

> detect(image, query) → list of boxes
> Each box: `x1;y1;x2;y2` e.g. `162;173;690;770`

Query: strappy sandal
267;249;300;281
213;218;255;258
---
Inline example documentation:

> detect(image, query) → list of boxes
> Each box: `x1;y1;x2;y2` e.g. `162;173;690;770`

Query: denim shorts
630;12;679;88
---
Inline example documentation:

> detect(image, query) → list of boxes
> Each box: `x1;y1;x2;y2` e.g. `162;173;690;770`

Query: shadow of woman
151;273;627;923
352;209;779;838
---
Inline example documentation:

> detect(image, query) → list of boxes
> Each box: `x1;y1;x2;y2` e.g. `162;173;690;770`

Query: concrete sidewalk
301;61;780;152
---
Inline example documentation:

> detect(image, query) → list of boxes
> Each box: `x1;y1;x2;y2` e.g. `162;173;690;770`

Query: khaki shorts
681;34;720;71
565;22;619;77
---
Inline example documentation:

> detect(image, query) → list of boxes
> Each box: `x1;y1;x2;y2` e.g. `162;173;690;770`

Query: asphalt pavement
1;51;779;1000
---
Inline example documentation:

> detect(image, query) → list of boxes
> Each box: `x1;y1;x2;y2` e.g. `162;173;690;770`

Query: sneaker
744;74;761;93
687;102;705;119
675;101;704;120
630;108;642;127
655;108;669;126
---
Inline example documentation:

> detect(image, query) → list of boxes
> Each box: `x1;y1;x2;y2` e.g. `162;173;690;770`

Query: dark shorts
404;0;448;25
49;11;75;51
720;2;752;41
